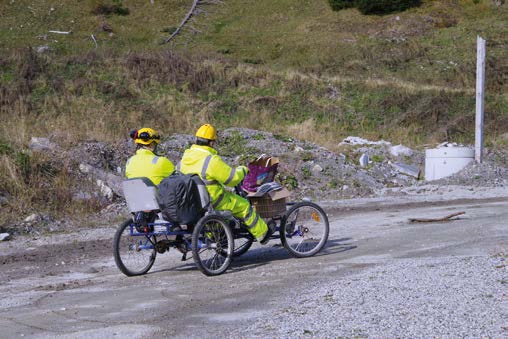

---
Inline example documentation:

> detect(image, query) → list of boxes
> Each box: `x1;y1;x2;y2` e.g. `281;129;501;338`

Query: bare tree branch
49;30;72;35
164;0;200;44
91;34;98;48
409;211;465;223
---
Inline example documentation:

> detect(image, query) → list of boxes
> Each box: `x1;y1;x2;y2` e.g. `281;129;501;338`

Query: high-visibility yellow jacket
125;148;175;185
179;145;246;204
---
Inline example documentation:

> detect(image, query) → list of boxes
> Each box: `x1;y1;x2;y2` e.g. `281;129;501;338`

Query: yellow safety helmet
195;124;217;141
130;127;160;145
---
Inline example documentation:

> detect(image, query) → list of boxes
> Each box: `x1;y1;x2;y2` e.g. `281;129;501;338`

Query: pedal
154;240;171;254
176;240;189;261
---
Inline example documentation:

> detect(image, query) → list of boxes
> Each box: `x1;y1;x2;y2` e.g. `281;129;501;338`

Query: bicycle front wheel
280;202;329;258
113;219;157;276
233;232;254;257
192;214;234;276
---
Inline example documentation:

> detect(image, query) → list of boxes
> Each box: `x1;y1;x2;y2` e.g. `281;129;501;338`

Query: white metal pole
475;36;486;163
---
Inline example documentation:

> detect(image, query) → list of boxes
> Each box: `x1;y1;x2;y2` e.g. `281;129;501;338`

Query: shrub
280;174;298;190
90;0;130;16
243;58;264;65
301;151;314;162
301;166;312;179
328;178;341;189
356;0;421;15
0;141;14;155
328;0;421;15
218;130;259;157
328;0;357;11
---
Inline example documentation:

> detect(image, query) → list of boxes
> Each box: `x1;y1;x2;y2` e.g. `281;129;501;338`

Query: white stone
96;179;114;201
36;45;50;54
390;144;413;157
29;137;58;151
79;163;93;174
0;233;10;241
359;154;369;167
339;136;391;146
390;162;420;178
294;146;304;152
24;213;40;223
312;164;323;173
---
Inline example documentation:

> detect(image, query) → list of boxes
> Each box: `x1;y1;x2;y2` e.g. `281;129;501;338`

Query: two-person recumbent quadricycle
113;177;329;277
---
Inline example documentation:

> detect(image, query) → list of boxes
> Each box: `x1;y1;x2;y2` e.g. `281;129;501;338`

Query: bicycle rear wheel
280;202;329;258
192;214;233;276
113;219;157;276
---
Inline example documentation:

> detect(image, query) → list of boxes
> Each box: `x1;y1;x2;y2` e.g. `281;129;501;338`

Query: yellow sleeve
208;155;245;187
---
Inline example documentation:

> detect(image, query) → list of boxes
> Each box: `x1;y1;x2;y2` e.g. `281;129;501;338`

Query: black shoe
259;229;273;245
259;221;276;245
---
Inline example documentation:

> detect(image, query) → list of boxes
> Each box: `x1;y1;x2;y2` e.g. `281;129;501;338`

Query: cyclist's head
195;124;217;146
130;128;160;147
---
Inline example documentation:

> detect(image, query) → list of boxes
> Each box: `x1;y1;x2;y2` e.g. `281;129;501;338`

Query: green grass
0;0;507;226
0;0;191;53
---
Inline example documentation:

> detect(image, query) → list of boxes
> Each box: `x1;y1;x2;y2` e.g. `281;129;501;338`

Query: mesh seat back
122;177;160;212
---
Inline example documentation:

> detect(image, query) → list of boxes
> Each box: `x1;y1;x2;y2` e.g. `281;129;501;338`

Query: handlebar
234;183;247;198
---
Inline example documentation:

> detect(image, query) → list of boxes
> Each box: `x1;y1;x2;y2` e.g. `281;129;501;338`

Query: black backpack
158;172;209;226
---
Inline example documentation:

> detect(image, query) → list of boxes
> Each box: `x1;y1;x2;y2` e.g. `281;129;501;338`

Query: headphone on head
130;129;160;143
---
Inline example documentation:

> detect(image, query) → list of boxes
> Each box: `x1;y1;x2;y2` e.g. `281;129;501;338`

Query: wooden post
475;36;486;163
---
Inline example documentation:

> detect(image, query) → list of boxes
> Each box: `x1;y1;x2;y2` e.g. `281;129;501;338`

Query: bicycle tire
280;202;329;258
191;214;234;276
113;219;157;276
233;232;254;257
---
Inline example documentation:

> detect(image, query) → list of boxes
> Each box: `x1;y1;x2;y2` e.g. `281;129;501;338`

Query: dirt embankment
1;128;507;237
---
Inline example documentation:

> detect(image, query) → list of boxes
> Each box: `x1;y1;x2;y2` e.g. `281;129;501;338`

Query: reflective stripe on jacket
125;149;175;185
179;145;246;203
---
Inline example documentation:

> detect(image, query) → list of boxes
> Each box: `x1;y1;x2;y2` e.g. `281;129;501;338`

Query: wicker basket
249;196;287;218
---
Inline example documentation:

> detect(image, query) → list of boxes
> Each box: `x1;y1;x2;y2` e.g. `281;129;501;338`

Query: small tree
328;0;422;15
328;0;357;11
89;0;130;16
356;0;421;15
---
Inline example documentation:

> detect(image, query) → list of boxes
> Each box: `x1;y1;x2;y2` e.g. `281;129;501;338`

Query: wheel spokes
192;214;234;276
285;205;327;255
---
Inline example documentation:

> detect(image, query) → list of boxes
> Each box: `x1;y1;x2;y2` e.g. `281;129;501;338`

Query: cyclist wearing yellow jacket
125;127;175;185
179;124;273;244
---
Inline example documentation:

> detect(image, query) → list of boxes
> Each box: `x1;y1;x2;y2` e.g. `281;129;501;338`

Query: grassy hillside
1;0;506;143
0;0;507;223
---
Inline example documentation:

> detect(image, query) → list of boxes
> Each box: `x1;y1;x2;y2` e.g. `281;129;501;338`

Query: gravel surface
2;130;506;338
241;256;507;338
0;191;506;338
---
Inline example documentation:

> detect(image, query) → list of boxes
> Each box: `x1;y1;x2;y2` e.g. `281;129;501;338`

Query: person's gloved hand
238;165;249;176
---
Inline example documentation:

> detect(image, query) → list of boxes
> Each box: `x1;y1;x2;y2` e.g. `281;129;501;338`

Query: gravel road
0;191;506;338
242;256;506;338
